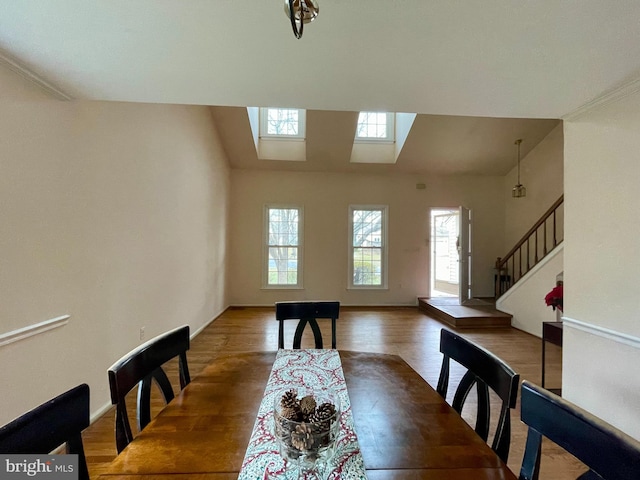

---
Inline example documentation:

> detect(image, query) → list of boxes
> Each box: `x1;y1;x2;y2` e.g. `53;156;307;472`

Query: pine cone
291;422;315;451
308;409;333;426
280;406;300;421
316;402;336;418
299;395;317;418
281;389;300;410
308;402;337;447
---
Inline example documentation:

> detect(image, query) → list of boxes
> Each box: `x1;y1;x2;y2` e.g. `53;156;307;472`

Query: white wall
498;246;563;337
0;67;231;425
228;170;505;305
563;89;640;439
503;124;564;251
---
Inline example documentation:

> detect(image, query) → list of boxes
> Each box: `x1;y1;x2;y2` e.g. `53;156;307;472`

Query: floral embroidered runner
238;349;368;479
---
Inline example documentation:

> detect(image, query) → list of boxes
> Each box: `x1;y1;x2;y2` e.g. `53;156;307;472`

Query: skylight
259;108;306;139
356;112;395;142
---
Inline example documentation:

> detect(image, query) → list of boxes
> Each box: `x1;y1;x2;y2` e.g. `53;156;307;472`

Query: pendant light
284;0;319;39
512;138;526;198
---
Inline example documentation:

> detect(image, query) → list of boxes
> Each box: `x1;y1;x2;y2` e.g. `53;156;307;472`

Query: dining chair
519;380;640;480
275;301;340;349
436;328;520;463
0;383;90;480
108;325;191;453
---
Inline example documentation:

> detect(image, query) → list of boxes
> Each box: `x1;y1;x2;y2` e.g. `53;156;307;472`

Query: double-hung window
349;205;388;288
264;205;303;288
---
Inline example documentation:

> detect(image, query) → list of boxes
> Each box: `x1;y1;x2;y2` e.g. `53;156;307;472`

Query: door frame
458;206;472;304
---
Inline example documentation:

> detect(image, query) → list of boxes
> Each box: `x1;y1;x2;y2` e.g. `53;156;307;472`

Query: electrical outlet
139;327;145;340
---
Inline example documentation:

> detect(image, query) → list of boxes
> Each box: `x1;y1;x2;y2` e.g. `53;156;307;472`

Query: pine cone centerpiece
274;388;340;462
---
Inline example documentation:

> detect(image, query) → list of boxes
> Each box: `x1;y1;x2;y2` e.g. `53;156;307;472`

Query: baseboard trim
191;307;229;338
90;400;114;424
562;316;640;350
227;303;419;308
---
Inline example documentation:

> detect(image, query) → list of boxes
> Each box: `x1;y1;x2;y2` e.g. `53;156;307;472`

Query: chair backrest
519;381;640;480
0;383;90;480
436;328;519;463
275;301;340;349
107;325;191;453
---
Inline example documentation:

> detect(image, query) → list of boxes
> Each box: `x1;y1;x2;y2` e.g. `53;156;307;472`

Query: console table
542;321;563;395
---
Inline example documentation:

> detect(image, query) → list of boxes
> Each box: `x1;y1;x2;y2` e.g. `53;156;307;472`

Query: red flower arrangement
545;284;563;311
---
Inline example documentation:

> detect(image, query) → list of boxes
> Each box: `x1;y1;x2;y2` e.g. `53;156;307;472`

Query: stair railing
495;195;564;298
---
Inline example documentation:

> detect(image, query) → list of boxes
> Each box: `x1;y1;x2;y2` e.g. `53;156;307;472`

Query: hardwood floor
84;306;583;479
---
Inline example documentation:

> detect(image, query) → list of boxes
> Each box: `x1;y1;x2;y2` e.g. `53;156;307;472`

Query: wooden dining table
97;350;517;480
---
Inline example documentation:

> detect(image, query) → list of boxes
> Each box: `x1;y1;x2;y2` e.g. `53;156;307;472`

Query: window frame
354;112;395;143
263;204;304;289
348;205;389;289
259;107;306;140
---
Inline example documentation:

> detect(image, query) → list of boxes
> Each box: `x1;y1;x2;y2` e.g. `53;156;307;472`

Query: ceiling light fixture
512;138;526;198
284;0;319;39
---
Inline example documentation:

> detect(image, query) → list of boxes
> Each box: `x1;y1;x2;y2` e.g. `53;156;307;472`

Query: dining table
97;350;517;480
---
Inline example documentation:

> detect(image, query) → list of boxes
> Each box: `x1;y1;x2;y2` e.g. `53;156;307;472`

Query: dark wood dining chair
436;328;520;463
519;380;640;480
108;325;191;453
275;301;340;349
0;383;90;480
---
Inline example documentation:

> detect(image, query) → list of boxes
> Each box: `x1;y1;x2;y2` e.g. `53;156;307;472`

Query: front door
430;207;472;304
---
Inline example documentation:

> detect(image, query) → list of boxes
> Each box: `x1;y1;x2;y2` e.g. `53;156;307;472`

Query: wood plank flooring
83;306;582;479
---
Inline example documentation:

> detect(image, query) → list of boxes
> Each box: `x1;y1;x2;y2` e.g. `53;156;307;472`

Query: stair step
418;297;512;328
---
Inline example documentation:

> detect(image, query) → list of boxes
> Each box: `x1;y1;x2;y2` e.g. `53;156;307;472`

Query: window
264;205;303;288
355;112;395;142
259;108;306;139
349;206;388;288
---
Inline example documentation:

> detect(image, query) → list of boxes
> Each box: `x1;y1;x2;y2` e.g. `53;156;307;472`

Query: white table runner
238;349;367;479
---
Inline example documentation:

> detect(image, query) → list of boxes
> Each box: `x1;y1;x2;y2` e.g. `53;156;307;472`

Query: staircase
418;297;512;328
495;195;564;297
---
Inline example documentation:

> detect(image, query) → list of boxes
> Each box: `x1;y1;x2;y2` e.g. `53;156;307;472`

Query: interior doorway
429;207;472;303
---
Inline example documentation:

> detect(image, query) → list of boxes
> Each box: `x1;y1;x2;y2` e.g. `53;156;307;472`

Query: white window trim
354;112;395;144
259;107;306;140
348;205;389;290
262;204;304;289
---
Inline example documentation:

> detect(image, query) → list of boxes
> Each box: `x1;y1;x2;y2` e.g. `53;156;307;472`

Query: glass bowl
273;386;341;475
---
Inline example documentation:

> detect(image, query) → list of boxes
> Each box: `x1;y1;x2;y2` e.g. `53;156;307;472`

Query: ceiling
2;1;640;175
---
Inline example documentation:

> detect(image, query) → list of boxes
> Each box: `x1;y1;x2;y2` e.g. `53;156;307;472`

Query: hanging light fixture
512;138;526;198
284;0;319;39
